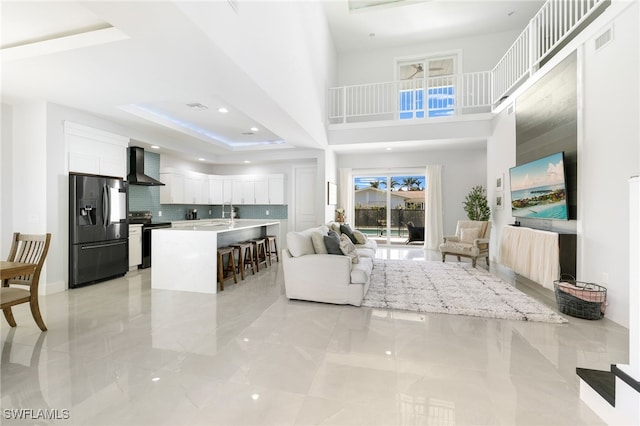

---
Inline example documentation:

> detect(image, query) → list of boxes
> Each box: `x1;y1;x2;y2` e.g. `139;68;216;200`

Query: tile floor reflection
1;248;627;425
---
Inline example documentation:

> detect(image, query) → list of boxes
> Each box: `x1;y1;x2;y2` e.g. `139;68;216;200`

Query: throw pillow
286;231;316;257
460;227;481;243
353;229;367;245
323;230;343;255
340;223;358;244
339;234;360;264
310;231;328;254
328;222;341;233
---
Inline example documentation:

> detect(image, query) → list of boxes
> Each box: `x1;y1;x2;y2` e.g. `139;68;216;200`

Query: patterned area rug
362;259;567;323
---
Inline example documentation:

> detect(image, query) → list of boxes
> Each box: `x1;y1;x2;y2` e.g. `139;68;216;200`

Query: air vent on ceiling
242;132;254;135
595;27;613;51
186;102;208;110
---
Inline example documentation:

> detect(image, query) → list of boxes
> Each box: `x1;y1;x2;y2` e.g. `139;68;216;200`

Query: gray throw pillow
340;224;358;244
323;230;343;255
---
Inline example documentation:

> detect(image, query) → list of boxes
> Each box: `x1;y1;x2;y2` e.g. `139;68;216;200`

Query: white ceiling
1;0;544;163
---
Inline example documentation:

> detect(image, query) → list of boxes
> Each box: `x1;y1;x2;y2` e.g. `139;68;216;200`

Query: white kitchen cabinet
159;173;185;204
222;179;233;204
128;224;143;270
65;121;129;179
254;178;269;204
184;174;207;204
268;175;285;204
208;176;224;204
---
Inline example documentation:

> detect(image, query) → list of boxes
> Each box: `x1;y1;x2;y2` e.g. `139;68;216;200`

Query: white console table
499;226;575;290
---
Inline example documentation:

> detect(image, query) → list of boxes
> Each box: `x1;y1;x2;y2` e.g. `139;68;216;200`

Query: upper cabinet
65;121;129;179
159;171;285;205
160;169;209;205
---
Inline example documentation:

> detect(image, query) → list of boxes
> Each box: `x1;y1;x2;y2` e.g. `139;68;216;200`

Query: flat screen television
509;152;569;220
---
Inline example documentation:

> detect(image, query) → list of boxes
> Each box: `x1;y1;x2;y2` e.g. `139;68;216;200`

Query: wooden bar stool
249;238;269;272
266;235;279;264
230;241;255;280
217;246;238;291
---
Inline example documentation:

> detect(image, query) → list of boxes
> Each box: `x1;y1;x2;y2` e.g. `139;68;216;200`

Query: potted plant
463;185;491;221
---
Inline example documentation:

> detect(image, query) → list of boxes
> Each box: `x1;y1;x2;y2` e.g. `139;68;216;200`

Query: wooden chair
1;233;52;331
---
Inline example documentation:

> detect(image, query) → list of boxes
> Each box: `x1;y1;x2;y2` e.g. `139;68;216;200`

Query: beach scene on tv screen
510;152;568;219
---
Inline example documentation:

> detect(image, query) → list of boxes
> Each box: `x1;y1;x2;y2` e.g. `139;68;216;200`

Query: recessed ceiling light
250;127;259;132
386;147;392;151
150;145;160;149
198;158;205;161
251;393;260;401
186;102;208;110
243;160;251;164
218;107;228;113
152;377;160;382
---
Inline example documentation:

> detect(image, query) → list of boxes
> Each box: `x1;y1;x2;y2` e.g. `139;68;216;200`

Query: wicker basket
554;276;607;320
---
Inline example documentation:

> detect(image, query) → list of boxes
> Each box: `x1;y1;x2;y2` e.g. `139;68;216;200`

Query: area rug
362;259;567;323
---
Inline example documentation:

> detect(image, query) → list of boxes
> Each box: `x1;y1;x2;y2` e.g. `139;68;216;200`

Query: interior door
294;167;317;231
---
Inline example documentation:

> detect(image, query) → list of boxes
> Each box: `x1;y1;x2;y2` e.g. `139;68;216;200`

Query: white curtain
339;168;353;223
424;165;443;250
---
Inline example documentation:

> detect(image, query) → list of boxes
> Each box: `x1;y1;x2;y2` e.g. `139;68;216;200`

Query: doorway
352;171;425;245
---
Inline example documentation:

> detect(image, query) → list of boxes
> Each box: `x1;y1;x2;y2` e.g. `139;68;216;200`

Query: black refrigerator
69;173;129;288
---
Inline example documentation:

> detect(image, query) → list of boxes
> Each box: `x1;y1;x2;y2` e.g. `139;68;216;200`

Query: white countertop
164;219;280;232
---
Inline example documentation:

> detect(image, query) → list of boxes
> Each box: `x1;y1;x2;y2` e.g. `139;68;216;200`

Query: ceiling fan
404;63;424;80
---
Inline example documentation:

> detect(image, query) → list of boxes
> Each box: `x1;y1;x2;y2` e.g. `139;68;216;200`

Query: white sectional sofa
282;223;377;306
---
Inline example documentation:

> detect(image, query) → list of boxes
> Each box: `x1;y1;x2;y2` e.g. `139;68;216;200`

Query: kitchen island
151;219;280;294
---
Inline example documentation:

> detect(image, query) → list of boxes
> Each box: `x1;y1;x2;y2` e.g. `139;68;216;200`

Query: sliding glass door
353;171;425;245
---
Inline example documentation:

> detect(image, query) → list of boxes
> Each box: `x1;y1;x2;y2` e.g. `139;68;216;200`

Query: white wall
486;1;639;327
580;2;639;327
1;104;14;259
487;105;516;263
337;30;521;86
337;147;487;235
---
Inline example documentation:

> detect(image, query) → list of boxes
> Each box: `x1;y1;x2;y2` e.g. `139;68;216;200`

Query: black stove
128;211;171;228
128;211;172;268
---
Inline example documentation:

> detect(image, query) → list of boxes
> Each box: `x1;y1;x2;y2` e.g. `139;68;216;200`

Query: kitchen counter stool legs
230;242;255;280
266;235;279;264
249;238;269;271
217;247;238;291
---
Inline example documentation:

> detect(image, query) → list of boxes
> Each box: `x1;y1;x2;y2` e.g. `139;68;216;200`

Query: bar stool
266;235;279;264
230;241;255;280
217;246;238;291
249;238;269;272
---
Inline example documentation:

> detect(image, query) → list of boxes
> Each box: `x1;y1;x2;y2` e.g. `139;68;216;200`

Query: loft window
397;56;457;118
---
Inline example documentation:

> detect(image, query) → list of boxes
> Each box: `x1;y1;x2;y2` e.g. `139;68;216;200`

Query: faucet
222;202;234;223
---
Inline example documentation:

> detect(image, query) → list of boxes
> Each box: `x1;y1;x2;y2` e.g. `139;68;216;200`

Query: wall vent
595;27;613;51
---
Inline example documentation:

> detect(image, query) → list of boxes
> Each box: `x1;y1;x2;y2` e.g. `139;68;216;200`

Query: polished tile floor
1;248;628;425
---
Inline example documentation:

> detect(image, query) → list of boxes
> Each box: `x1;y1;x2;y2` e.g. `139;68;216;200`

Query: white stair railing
329;0;609;123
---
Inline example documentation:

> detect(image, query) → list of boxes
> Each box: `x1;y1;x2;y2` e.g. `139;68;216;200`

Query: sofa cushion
460;227;481;243
356;247;376;258
340;223;358;244
339;234;360;264
287;231;316;257
311;231;328;254
324;230;343;255
350;256;373;284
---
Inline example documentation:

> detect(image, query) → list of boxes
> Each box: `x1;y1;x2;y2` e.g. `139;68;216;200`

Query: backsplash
128;150;288;221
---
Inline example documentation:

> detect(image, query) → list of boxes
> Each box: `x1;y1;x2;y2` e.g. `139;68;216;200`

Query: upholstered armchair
439;220;491;267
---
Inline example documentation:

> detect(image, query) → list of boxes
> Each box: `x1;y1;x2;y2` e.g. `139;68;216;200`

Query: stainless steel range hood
127;146;165;186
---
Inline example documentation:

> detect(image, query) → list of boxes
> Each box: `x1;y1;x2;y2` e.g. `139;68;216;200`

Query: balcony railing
328;0;608;124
